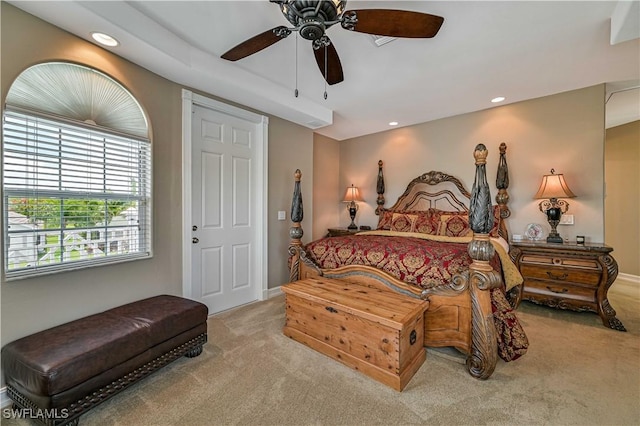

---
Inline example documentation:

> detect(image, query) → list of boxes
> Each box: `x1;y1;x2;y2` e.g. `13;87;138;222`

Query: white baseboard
1;386;10;408
617;273;640;284
267;286;283;298
612;275;640;299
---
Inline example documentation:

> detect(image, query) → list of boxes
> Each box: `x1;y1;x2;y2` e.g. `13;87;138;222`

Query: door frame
181;89;269;304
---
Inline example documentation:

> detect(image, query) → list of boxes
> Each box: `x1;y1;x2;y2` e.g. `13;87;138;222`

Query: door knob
192;237;199;244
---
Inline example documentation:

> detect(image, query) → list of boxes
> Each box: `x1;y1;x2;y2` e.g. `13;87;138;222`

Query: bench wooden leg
185;345;203;358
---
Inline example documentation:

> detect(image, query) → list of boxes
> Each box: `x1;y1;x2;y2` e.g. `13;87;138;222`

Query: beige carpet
5;282;639;426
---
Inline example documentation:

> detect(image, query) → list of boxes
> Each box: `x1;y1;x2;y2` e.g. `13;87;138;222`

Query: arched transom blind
3;62;152;279
5;62;148;139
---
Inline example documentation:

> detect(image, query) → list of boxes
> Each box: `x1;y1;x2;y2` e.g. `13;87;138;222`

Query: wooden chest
282;277;429;391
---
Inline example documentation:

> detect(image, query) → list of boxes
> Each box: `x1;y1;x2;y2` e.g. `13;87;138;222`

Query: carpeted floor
4;281;639;425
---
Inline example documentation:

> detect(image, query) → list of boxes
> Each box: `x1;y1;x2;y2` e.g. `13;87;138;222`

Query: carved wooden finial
289;168;304;282
496;143;511;220
376;160;386;215
290;169;304;226
474;144;488;165
499;142;507;155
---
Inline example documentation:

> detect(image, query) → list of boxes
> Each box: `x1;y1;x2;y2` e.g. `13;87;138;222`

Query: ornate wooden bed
287;143;527;379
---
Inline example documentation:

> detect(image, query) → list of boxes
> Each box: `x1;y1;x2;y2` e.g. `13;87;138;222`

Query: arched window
3;62;152;279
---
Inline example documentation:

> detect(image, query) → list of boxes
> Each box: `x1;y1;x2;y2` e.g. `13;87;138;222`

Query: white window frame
2;107;153;280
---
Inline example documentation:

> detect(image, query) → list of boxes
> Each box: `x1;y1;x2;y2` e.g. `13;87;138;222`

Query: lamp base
546;234;564;244
544;206;565;244
347;203;358;230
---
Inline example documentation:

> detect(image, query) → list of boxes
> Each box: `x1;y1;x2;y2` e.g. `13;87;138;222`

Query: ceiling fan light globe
299;20;326;40
280;0;345;35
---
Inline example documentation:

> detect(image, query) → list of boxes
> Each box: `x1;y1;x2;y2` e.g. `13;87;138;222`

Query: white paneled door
190;101;262;314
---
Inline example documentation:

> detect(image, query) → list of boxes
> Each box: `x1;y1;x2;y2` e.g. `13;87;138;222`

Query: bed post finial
473;144;488;165
469;144;493;234
288;169;304;282
290;169;304;242
496;143;511;218
375;160;385;215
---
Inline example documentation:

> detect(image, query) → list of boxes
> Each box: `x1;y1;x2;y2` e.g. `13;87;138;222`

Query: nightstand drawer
520;254;600;270
509;241;625;331
524;279;596;302
520;265;601;286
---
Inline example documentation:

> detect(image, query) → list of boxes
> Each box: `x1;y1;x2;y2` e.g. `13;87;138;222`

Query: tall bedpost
496;142;511;219
375;160;385;215
288;169;304;282
466;144;501;380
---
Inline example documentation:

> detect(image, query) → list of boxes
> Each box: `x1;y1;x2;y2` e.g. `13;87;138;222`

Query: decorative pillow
489;205;503;238
378;205;502;235
413;209;441;235
390;212;418;232
376;208;394;230
433;206;502;237
437;213;473;237
378;208;443;234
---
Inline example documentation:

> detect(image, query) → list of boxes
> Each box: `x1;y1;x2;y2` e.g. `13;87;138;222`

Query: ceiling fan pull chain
295;33;299;98
324;45;328;100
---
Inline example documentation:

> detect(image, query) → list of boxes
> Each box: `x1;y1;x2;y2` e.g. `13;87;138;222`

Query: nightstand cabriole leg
598;254;626;332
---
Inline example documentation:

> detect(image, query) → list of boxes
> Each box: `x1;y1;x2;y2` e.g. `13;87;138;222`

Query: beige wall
605;120;640;276
333;85;607;244
312;133;340;240
0;3;313;378
268;117;314;288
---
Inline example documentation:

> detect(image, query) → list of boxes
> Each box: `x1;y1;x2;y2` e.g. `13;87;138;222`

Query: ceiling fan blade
343;9;444;38
221;26;291;61
312;37;344;85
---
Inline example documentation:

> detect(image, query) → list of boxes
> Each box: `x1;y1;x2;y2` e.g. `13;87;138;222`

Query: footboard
288;145;507;379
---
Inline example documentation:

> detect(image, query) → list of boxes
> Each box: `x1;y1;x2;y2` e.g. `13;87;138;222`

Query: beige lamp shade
342;185;364;203
534;171;576;199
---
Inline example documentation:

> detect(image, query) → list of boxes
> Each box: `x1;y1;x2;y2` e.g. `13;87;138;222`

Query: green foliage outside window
8;197;133;229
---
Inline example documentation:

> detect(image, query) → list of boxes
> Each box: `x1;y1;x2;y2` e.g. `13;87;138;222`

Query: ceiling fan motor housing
280;0;345;40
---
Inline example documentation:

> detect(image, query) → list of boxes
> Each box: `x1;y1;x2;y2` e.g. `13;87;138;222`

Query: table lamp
534;169;576;243
342;184;364;230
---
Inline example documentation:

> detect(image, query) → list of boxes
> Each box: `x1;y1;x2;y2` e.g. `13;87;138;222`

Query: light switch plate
559;214;574;225
278;210;286;221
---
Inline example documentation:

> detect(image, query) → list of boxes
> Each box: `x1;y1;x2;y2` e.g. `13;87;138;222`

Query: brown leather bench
1;295;208;426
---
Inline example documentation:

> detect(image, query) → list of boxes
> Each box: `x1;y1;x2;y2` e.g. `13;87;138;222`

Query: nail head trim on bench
7;333;207;426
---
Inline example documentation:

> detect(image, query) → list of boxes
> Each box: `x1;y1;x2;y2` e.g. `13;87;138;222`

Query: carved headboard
385;171;471;212
375;143;511;240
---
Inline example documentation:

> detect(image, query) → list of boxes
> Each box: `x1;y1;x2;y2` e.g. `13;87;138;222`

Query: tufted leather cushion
1;295;207;398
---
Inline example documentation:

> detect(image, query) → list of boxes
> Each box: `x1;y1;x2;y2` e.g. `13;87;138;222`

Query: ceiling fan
221;0;444;86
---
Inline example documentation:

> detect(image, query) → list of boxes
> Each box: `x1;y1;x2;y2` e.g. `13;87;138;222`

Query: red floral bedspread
307;234;498;289
305;234;528;361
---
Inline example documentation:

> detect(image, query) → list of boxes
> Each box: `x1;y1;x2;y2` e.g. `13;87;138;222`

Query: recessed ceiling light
389;121;399;126
91;32;119;47
491;96;506;103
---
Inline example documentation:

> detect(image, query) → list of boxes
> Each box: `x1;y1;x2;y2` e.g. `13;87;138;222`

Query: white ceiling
9;1;640;140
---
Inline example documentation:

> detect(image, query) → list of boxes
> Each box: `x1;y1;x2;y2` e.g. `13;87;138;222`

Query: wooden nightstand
326;227;360;237
509;240;625;331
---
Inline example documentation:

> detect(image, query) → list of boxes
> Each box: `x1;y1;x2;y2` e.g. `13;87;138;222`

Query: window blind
3;107;152;279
